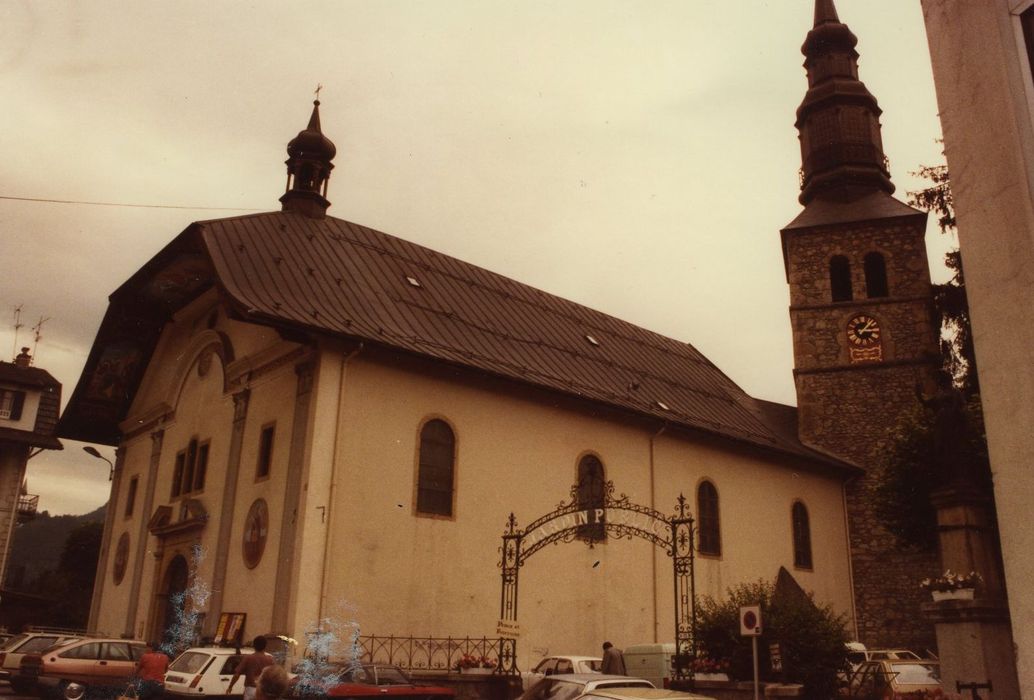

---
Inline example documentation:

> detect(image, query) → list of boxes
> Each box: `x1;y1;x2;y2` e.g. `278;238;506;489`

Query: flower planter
460;667;495;675
931;587;975;601
692;672;729;681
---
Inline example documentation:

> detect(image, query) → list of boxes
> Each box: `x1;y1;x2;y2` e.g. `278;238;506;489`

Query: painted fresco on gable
85;342;143;403
146;254;212;306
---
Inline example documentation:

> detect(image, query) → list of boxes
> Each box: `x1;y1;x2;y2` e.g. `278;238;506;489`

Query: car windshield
583;660;602;672
2;634;29;652
368;666;410;685
171;652;213;674
19;637;60;654
889;663;940;685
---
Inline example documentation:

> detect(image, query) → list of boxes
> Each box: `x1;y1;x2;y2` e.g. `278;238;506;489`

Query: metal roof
192;211;847;469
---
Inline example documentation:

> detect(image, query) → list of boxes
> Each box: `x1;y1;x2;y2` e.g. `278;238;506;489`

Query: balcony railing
17;494;39;522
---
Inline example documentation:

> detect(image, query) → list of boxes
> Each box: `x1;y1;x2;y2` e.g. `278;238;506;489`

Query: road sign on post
739;605;762;636
740;606;762;700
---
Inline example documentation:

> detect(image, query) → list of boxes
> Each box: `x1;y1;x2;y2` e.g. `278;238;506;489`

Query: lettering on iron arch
522;505;673;551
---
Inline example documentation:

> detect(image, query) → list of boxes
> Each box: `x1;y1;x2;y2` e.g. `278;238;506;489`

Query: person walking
134;642;170;700
228;636;275;700
600;642;626;675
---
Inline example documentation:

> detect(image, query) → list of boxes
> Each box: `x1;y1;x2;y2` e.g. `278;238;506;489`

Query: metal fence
357;635;504;673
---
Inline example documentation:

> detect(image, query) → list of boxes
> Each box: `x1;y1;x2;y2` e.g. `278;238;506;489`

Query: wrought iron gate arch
498;480;695;681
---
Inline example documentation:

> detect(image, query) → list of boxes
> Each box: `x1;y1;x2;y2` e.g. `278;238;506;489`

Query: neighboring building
59;0;939;665
922;0;1034;695
782;1;940;652
0;348;61;583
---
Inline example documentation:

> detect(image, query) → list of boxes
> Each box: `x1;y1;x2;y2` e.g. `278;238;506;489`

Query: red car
293;663;454;700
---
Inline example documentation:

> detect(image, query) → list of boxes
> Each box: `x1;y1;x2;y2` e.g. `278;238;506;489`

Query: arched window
576;454;606;542
416;419;455;517
696;480;721;556
864;252;889;298
792;501;813;569
830;255;853;302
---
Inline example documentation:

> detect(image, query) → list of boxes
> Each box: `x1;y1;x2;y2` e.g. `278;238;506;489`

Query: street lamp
83;446;114;481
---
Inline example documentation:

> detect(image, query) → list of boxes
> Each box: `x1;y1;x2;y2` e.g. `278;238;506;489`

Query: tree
907;157;977;396
871;156;993;550
29;521;103;628
695;576;848;700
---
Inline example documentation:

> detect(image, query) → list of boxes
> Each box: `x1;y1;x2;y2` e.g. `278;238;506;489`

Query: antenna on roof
314;83;323;101
30;316;49;364
11;305;24;360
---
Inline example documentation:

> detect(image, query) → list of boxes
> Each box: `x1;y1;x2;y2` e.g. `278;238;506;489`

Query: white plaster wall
315;354;853;669
922;0;1034;694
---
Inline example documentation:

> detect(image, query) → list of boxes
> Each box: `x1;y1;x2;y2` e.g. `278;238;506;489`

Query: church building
60;0;939;665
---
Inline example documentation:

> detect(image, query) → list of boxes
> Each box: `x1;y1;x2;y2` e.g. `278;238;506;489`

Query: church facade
61;0;939;665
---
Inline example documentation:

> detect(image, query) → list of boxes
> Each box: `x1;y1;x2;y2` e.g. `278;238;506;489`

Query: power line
0;194;265;212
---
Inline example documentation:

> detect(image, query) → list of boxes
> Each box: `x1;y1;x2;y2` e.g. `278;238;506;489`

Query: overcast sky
0;0;948;515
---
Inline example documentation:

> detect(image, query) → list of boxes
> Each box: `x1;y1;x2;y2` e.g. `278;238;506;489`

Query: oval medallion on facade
113;532;130;585
242;498;269;569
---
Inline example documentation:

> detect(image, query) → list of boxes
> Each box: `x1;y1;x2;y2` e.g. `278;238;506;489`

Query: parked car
522;656;602;690
844;643;923;677
0;631;84;693
520;674;654;700
165;647;254;699
291;663;454;699
579;687;715;700
24;637;145;700
848;659;941;699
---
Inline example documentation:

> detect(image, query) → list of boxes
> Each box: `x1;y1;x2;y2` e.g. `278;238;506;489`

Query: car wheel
63;681;87;700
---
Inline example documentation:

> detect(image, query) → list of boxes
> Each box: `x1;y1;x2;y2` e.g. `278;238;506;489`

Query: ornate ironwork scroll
497;481;696;680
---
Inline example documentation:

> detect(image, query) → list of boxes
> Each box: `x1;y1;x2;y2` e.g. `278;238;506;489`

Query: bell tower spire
280;93;337;219
796;0;894;204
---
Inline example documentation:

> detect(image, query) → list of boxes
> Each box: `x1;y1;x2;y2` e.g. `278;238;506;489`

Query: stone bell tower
781;0;941;651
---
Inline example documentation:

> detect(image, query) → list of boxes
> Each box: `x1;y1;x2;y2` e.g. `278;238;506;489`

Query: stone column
87;445;124;633
271;362;314;633
923;482;1020;698
204;388;250;637
127;431;163;637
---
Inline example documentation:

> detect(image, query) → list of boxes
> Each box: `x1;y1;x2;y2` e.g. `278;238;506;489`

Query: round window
242;499;269;569
113;532;130;585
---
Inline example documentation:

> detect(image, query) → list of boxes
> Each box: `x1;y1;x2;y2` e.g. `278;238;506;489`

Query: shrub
695;577;848;700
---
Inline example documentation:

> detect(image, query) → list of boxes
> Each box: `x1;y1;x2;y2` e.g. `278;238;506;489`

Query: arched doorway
499;482;696;681
156;554;189;647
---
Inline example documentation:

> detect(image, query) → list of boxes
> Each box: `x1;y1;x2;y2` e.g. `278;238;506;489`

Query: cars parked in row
288;662;453;700
1;631;84;694
521;656;602;691
520;673;655;700
20;637;145;700
164;647;253;699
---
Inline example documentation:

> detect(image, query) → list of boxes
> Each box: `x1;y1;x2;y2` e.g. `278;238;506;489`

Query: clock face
847;314;881;347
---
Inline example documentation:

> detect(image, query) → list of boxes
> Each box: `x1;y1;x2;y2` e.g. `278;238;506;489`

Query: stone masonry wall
786;214;940;652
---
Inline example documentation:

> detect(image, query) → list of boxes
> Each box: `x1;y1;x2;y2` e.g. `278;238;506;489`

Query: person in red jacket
135;642;170;700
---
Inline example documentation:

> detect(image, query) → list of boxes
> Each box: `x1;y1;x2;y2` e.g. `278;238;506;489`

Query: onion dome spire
795;0;894;205
280;95;337;218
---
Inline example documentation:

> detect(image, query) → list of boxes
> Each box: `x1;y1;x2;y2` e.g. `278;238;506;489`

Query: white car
522;656;602;691
0;631;83;692
164;647;254;698
520;673;654;700
580;688;715;700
